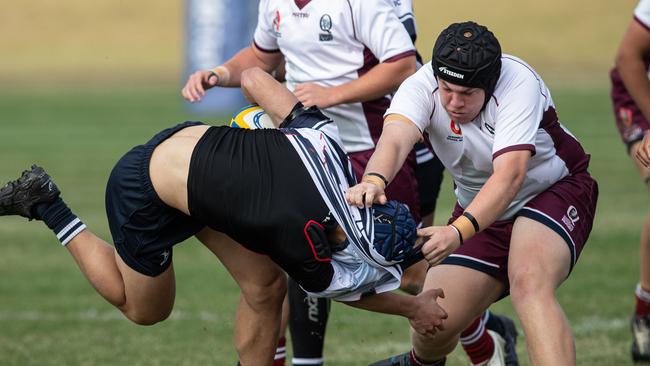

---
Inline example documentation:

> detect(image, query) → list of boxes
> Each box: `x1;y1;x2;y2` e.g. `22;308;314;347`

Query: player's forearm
329;56;416;105
215;46;282;87
364;121;419;183
343;292;416;318
617;52;650;122
461;151;529;234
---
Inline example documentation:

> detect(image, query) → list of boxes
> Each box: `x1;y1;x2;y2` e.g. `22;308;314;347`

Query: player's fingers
363;191;376;207
377;193;387;205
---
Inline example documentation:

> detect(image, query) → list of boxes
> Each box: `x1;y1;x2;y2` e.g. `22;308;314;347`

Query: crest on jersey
446;120;463;142
273;10;282;36
319;14;333;41
619;107;633;127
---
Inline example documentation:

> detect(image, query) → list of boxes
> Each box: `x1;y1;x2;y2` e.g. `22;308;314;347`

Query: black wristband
462;211;480;233
366;172;389;187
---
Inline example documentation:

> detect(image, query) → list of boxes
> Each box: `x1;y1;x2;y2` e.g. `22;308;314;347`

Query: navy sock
33;197;85;246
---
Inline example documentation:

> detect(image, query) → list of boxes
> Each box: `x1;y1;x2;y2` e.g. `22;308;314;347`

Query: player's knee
509;267;553;305
412;330;457;356
124;307;172;326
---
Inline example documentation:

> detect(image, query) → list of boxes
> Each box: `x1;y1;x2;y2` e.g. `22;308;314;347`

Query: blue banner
184;0;258;117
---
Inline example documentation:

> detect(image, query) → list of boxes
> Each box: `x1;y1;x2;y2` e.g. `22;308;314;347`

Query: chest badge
273;10;282;37
319;14;333;41
447;120;463;142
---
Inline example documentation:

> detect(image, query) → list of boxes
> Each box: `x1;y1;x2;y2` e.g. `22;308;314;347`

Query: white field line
0;308;225;322
0;310;629;334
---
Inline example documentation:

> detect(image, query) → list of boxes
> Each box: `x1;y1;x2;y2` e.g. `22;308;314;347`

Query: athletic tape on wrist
210;66;230;86
362;175;386;189
451;215;475;242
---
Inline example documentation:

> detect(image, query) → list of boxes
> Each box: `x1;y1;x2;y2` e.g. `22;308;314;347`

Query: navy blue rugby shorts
105;121;205;276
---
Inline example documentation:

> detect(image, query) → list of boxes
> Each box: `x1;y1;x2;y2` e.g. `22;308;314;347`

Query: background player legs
288;278;330;366
198;228;286;365
628;140;650;361
508;217;574;365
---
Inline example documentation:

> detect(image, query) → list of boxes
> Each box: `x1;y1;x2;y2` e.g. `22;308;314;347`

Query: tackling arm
346;116;422;207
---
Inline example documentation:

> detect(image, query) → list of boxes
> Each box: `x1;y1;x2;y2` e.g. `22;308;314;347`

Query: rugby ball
229;104;276;129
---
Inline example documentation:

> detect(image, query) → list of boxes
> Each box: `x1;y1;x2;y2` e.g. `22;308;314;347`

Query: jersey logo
446;120;463;142
319;14;333;41
273;10;282;37
483;122;495;135
619;107;633;127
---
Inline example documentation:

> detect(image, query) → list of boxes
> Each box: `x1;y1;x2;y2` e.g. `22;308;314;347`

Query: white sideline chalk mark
0;309;225;322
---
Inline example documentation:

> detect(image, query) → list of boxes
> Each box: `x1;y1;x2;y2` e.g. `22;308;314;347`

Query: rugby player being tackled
0;67;447;365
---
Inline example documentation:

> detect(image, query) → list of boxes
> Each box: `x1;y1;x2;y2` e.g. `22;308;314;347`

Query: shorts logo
160;250;170;266
447;120;463;142
273;10;282;36
319;14;333;41
562;205;579;232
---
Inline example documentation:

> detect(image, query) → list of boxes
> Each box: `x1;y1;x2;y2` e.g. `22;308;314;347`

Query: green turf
0;86;644;365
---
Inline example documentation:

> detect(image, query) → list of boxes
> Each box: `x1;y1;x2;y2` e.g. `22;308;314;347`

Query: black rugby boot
0;165;60;219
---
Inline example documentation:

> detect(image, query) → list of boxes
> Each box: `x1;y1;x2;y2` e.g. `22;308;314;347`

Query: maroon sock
460;316;494;365
272;336;286;366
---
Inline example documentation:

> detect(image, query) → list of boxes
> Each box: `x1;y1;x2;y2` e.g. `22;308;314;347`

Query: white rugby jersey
255;0;416;153
280;116;403;301
636;0;650;29
387;56;591;220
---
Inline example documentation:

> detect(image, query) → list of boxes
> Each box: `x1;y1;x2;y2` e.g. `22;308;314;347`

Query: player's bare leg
508;216;574;366
400;260;427;295
629;140;650;362
0;166;176;325
410;265;503;362
66;231;177;324
198;228;286;365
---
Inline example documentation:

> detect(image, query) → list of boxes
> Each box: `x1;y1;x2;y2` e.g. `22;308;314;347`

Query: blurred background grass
0;0;645;365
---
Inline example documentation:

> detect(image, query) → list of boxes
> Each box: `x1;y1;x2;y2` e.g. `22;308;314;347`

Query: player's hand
407;288;447;336
181;70;219;103
636;131;650;168
419;226;461;266
294;83;340;109
346;182;387;208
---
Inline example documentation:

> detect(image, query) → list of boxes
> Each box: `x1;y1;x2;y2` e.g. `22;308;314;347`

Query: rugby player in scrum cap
0;67;447;366
348;21;598;366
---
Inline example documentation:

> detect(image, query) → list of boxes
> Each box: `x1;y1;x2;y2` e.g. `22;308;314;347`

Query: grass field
0;84;645;365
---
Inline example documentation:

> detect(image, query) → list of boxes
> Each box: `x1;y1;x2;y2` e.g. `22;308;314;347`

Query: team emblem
319;14;333;41
450;120;462;135
446;120;463;142
483;122;495;135
562;205;580;232
273;10;281;36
